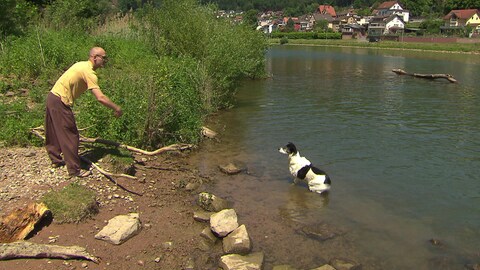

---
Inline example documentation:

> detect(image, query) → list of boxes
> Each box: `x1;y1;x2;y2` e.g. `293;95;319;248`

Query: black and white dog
278;142;331;194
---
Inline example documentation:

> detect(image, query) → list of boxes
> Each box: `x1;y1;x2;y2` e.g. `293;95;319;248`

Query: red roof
377;1;398;9
318;5;336;17
444;9;480;20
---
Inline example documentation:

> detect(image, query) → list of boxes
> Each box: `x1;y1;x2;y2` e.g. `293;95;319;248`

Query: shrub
136;0;267;111
0;0;267;148
271;31;341;40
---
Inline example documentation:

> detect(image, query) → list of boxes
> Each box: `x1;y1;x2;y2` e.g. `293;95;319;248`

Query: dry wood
392;69;457;83
201;126;217;139
0;203;49;243
31;126;195;155
0;241;100;263
32;127;136;180
80;136;194;155
79;156;143;196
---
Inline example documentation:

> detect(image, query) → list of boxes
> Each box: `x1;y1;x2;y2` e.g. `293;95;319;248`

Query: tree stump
0;202;50;243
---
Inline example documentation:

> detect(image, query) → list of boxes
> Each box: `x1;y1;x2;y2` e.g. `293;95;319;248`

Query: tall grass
136;0;267;111
0;0;267;149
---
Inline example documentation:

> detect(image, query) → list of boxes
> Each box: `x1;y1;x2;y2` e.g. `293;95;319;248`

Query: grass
41;182;98;224
269;38;480;54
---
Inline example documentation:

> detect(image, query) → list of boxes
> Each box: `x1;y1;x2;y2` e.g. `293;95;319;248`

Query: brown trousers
45;92;80;175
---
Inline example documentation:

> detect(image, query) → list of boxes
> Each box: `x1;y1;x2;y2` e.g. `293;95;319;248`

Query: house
313;13;341;32
367;16;387;40
441;9;480;35
317;5;337;17
367;14;405;39
385;14;405;34
282;17;302;31
295;14;317;31
374;1;409;22
341;24;366;39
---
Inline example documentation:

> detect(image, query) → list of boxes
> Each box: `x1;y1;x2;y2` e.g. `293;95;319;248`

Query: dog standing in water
278;142;331;194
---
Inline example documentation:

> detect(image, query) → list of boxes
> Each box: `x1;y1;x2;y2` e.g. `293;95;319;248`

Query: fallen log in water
392;69;457;83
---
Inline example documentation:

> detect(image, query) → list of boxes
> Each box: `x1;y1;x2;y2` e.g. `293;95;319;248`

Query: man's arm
91;88;123;117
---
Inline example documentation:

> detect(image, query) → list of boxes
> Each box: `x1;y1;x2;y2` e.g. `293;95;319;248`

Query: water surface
190;46;480;269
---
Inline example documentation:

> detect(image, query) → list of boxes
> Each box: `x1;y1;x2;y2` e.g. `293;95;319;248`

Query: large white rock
310;265;336;270
210;209;238;237
223;224;251;254
219;252;264;270
95;213;141;245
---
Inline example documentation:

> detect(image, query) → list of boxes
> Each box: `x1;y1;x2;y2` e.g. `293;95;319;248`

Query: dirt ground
0;145;225;270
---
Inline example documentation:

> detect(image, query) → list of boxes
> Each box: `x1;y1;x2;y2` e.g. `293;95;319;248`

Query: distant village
216;1;480;41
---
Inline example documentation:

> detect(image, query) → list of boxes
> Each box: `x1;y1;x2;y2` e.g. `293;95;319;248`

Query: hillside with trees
199;0;480;17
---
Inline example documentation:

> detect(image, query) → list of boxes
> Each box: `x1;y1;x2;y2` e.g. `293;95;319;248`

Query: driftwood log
392;69;457;83
0;241;99;263
0;203;50;243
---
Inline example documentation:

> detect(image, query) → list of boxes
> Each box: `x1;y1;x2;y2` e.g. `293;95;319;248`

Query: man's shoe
51;161;66;168
69;169;92;178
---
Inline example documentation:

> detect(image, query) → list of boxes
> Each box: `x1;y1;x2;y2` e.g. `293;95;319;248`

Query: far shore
268;38;480;54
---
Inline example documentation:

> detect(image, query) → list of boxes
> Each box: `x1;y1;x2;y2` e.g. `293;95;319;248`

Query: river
189;45;480;269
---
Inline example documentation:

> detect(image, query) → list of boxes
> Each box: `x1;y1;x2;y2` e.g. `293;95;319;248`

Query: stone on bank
94;213;141;245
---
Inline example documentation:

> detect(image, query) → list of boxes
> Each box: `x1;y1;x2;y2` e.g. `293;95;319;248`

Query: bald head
89;47;108;70
89;47;106;58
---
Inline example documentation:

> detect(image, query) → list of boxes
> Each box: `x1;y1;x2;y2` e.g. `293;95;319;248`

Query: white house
375;1;409;23
385;14;405;33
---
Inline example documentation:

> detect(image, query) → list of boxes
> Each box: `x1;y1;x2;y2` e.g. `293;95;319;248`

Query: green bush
136;0;267;110
0;100;43;146
271;31;341;40
0;0;267;148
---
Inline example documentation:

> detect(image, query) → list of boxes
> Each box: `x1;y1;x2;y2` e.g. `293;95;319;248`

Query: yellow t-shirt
50;60;99;107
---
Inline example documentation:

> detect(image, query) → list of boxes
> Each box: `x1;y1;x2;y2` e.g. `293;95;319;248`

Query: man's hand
114;108;123;118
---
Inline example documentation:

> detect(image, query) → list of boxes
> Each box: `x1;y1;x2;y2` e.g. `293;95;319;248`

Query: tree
444;0;480;13
0;0;37;37
314;19;329;32
285;17;295;32
243;9;259;29
419;18;443;34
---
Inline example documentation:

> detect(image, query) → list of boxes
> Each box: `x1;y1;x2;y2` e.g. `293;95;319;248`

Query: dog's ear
286;142;297;154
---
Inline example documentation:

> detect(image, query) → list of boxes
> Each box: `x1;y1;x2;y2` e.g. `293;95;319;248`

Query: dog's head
278;142;298;156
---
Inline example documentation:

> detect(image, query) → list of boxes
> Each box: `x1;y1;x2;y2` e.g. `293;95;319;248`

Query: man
45;47;123;177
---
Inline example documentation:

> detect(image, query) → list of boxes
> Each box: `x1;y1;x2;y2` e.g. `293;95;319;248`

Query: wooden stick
0;241;100;263
31;126;195;155
80;137;194;155
392;68;457;83
79;156;136;180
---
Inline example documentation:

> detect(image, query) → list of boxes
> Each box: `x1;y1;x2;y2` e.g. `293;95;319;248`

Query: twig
80;136;194;155
79;156;136;180
31;126;195;155
36;27;46;68
140;165;191;172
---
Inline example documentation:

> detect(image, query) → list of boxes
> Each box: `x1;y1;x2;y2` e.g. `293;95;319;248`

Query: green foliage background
0;0;267;149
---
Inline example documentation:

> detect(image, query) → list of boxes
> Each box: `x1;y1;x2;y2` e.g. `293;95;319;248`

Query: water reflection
279;186;330;223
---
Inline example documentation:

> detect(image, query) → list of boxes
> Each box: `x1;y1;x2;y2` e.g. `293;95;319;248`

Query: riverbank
0;146;223;270
268;38;480;54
